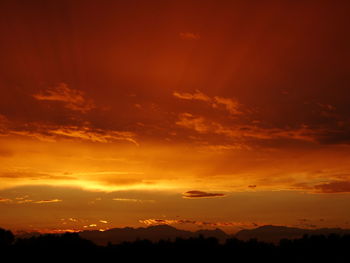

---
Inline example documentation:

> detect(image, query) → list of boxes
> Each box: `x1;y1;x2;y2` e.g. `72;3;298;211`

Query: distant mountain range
15;225;350;245
235;225;350;242
79;225;229;245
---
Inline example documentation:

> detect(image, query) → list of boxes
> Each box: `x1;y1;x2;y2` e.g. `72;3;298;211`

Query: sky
0;0;350;234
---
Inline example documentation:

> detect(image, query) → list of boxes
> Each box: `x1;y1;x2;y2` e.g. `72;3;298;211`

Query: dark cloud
182;190;225;199
314;181;350;193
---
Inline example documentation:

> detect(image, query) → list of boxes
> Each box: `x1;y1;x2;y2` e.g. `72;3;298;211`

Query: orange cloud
49;126;138;145
173;90;241;115
33;199;62;204
139;218;260;228
213;96;241;115
112;198;155;203
173;90;210;102
33;83;95;113
2;122;138;145
176;113;317;143
182;190;225;198
175;113;208;133
0;197;62;204
0;172;75;181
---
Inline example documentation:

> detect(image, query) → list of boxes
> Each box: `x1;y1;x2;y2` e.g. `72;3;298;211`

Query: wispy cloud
2;122;138;145
33;83;95;113
175;113;209;133
182;190;225;199
33;199;62;204
139;218;260;228
0;197;62;204
213;96;241;115
176;113;317;143
173;90;210;102
49;126;138;145
173;90;242;115
112;198;154;203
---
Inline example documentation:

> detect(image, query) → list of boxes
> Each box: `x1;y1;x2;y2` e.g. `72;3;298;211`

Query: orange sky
1;0;350;234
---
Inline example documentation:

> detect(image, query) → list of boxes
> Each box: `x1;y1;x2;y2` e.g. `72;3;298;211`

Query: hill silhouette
79;224;229;245
235;225;350;242
16;224;350;245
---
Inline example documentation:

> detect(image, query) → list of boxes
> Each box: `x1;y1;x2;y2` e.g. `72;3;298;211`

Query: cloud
0;172;75;181
199;144;251;152
213;96;241;115
175;113;209;133
1;121;138;145
179;32;200;40
173;90;210;102
0;197;62;204
33;83;95;113
49;126;138;145
173;90;241;115
176;113;317;143
84;224;97;228
33;199;62;204
112;198;154;203
182;190;225;198
314;180;350;193
139;218;260;228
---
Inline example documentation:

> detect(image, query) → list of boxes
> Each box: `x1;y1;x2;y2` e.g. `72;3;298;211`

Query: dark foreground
1;228;350;262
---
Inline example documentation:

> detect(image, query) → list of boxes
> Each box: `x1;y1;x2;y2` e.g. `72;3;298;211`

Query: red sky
1;0;350;233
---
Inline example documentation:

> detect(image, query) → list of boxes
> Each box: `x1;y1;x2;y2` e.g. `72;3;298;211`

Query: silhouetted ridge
235;225;350;242
80;224;230;245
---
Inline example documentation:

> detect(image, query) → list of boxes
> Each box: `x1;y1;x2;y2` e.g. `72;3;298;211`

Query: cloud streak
33;83;95;113
112;198;155;203
173;90;242;115
0;120;138;145
176;113;318;143
0;197;62;204
182;190;225;199
139;218;259;228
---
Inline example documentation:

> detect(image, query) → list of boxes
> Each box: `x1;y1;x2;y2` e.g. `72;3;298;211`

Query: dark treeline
1;228;350;262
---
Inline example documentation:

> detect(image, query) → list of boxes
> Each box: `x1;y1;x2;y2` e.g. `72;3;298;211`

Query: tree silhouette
0;228;14;246
1;228;350;262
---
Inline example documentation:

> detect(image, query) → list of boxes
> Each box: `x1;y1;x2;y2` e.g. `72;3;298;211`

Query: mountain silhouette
235;225;350;242
16;225;350;245
79;225;230;245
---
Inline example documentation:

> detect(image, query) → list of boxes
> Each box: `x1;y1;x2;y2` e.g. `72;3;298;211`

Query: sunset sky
1;0;350;234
